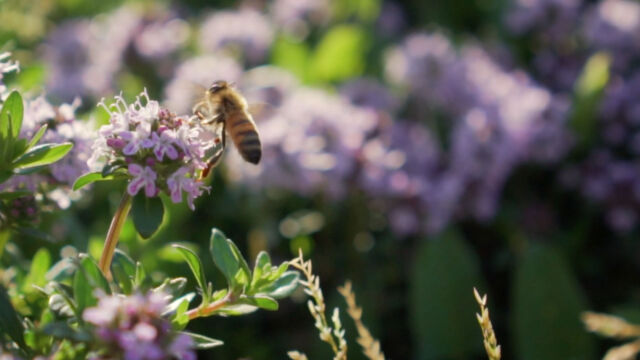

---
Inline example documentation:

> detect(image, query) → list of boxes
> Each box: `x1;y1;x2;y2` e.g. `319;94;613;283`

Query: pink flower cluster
88;90;214;209
83;292;195;360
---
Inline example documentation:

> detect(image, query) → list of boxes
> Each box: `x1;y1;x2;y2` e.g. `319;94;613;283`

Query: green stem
186;293;233;320
99;192;132;280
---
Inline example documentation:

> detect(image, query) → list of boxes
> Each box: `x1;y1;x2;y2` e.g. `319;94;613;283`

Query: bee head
208;80;231;94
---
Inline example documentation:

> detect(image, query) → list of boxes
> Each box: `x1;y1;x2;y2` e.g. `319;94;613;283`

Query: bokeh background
1;0;640;358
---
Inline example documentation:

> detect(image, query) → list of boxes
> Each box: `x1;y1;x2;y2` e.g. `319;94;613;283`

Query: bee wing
247;102;276;123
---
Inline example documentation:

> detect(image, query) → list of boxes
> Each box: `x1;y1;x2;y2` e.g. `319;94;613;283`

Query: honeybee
193;80;262;178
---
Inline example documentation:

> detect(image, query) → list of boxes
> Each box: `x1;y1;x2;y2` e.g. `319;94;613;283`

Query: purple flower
88;90;213;209
83;292;196;360
127;164;157;197
43;7;142;101
151;130;179;161
163;55;243;115
270;0;332;37
199;9;274;63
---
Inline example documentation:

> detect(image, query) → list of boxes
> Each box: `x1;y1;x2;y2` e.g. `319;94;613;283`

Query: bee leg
200;126;226;179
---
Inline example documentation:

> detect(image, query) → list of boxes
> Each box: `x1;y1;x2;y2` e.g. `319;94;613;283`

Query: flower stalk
98;192;133;279
185;293;233;320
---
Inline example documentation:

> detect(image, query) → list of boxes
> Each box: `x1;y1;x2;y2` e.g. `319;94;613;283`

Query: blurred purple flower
505;0;582;40
0;94;94;208
583;0;640;69
227;87;378;198
163;55;243;115
90;90;212;209
199;9;274;63
270;0;331;38
83;292;196;360
43;7;142;101
134;16;189;60
339;78;399;112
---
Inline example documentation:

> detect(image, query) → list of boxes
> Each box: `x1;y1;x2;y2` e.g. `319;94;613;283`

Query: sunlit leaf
12;143;73;170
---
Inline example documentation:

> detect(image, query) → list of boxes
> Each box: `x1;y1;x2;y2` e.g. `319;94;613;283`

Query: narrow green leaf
210;229;239;285
0;190;31;200
0;285;27;350
153;277;187;299
0;91;23;139
27;124;47;149
73;256;111;312
180;331;224;349
228;240;251;290
209;229;250;291
169;296;193;330
570;52;611;149
73;171;116;191
242;295;279;311
513;245;596;360
42;322;92;342
260;271;300;299
250;251;271;290
22;248;51;291
131;194;165;239
111;250;136;294
410;230;485;359
173;245;209;301
12;143;73;169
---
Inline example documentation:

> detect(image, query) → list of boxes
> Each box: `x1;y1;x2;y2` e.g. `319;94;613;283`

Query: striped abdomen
227;110;261;164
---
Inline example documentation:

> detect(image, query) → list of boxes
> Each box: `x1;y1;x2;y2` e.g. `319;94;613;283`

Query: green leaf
12;142;73;170
513;244;596;360
0;190;31;200
0;91;23;140
241;295;279;311
250;251;271;289
173;245;209;302
131;194;165;239
27;124;47;149
164;293;196;317
309;25;369;83
22;248;51;291
73;255;110;312
410;230;484;359
72;171;116;191
111;250;136;294
180;331;224;349
209;229;250;292
271;36;310;81
260;271;300;299
153;277;188;299
169;296;193;330
0;285;27;350
570;52;611;149
42;322;91;342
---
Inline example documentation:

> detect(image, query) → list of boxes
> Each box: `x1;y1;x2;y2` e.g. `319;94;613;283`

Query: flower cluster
44;4;188;102
0;55;95;208
505;0;640;231
89;90;212;209
228;87;378;198
83;292;195;360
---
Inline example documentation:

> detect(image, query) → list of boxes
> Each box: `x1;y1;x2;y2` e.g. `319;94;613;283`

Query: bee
193;80;262;178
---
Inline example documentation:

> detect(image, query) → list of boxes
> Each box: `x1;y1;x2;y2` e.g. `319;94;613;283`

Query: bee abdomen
228;113;262;164
240;135;262;164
